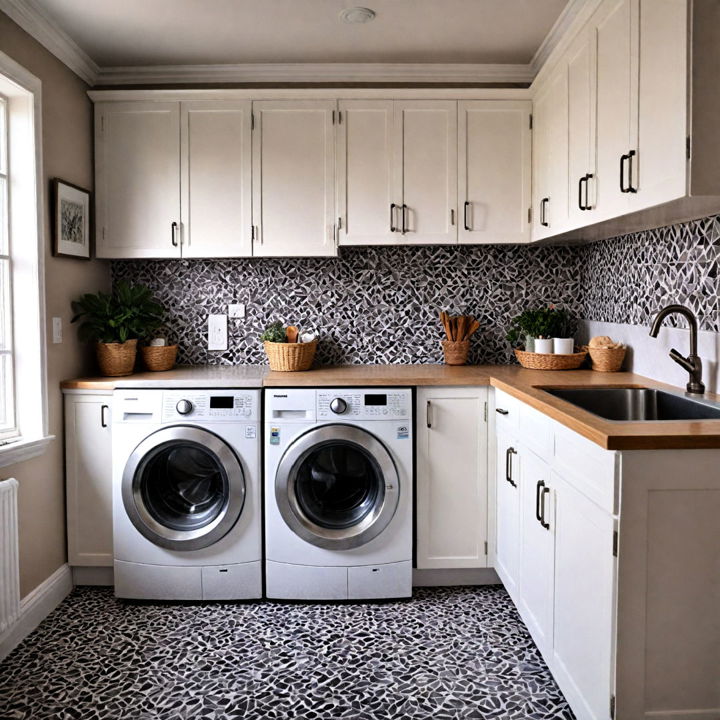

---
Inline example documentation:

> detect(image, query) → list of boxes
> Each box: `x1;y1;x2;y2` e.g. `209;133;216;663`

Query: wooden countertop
62;364;720;450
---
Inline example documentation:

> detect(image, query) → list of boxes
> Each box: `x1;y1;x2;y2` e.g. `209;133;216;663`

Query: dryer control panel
162;390;258;422
317;389;410;420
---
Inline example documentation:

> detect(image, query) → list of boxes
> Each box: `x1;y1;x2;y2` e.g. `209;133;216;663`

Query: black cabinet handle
402;204;408;234
426;400;432;429
505;447;517;488
171;221;179;247
626;150;637;193
535;480;544;523
390;203;397;232
540;198;549;227
578;176;586;211
584;173;593;210
463;201;471;231
496;408;509;415
101;404;109;428
540;484;550;530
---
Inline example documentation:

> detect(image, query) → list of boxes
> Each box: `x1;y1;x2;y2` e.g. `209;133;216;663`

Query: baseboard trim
72;566;114;586
0;563;73;661
412;567;501;587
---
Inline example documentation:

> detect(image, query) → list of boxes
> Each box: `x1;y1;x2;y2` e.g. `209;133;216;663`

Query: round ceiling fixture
339;7;376;24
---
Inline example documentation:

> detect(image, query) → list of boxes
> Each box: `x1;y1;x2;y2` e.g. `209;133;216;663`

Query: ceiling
35;0;570;68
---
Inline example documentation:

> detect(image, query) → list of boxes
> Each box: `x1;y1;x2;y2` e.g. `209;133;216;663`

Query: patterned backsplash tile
111;213;720;365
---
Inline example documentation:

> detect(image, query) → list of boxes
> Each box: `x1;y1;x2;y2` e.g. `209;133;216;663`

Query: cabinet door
337;101;397;246
495;431;522;599
252;101;336;257
567;26;598;226
532;67;569;239
95;102;181;259
65;394;113;567
181;101;252;258
395;101;458;244
552;473;616;720
458;101;532;244
633;0;687;210
518;449;555;657
594;0;638;221
416;388;488;569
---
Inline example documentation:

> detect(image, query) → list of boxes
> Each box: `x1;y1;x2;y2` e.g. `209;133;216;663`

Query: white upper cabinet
95;102;181;259
337;100;397;246
458;101;532;244
395;101;458;244
532;68;569;239
252;100;337;257
181;101;252;258
566;26;598;226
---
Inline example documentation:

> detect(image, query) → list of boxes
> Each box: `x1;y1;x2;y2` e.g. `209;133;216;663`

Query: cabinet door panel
95;102;180;259
552;473;616;720
181;101;252;258
459;101;531;244
337;101;396;246
252;101;336;257
396;101;457;245
495;432;521;599
416;388;488;569
595;0;636;220
65;396;113;566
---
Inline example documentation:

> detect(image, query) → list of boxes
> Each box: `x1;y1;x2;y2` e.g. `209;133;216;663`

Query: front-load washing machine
112;388;262;600
265;388;413;600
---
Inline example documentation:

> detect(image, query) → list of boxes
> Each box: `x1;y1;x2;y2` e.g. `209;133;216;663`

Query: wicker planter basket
587;345;626;372
442;340;470;365
515;348;587;371
96;339;138;377
141;345;178;372
264;340;317;372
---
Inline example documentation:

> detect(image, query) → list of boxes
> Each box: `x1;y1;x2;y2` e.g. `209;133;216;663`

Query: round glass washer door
122;426;246;551
275;424;400;550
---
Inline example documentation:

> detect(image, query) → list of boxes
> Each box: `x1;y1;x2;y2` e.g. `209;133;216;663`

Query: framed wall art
53;179;91;259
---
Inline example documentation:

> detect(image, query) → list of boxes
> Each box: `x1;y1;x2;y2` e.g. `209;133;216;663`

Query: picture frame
52;179;91;259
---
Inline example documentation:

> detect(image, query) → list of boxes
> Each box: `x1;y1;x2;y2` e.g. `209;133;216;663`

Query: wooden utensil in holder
439;311;479;365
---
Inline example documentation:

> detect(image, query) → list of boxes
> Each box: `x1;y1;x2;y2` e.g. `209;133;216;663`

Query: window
0;52;51;467
0;95;16;440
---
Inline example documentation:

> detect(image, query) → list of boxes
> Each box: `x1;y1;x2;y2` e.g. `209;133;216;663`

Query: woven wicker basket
515;348;587;371
264;340;317;372
587;345;626;372
141;345;178;372
96;339;137;377
442;340;470;365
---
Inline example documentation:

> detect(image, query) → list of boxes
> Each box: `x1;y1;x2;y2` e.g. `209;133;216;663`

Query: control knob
176;399;194;415
330;397;348;415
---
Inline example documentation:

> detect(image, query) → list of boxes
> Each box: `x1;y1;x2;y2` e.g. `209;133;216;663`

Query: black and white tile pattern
0;586;574;720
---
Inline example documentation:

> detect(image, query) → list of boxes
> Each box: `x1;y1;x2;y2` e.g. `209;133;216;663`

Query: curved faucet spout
648;304;704;394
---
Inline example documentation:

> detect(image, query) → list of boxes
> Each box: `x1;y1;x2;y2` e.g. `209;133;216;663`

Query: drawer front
494;388;520;434
553;423;619;514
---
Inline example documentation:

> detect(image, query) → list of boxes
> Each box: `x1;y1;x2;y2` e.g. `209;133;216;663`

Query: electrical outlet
208;314;228;351
229;303;246;319
52;317;62;344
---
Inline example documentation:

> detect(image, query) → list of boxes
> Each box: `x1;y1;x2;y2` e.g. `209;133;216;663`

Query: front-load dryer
112;388;262;600
265;388;413;601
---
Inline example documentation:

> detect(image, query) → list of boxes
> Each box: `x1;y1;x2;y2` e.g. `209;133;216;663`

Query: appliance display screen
210;396;234;409
364;394;387;406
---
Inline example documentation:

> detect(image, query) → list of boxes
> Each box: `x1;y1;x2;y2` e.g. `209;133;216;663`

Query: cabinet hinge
251;225;255;242
527;207;532;224
610;694;616;719
484;540;488;556
483;401;488;422
612;530;618;557
529;114;533;130
686;135;691;160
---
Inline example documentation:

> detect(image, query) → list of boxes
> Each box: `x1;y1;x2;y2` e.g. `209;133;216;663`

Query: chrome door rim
122;425;246;551
275;424;400;550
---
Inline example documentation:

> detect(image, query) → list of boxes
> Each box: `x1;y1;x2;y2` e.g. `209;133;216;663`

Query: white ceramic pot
534;338;554;354
553;337;575;355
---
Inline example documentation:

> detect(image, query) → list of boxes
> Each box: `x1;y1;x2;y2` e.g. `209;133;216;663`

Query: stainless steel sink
542;387;720;422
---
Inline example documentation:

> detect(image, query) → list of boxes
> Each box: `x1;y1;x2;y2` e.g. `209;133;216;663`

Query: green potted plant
71;281;165;376
550;306;577;354
507;306;574;353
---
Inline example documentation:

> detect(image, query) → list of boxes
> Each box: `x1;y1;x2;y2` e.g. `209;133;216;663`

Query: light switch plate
229;303;246;319
52;317;62;344
208;314;228;351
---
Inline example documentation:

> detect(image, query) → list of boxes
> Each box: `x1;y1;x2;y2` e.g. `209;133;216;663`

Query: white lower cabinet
64;391;113;567
494;431;521;596
415;387;488;569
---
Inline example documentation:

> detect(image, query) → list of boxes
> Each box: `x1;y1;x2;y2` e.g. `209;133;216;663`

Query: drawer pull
496;408;509;415
505;447;517;488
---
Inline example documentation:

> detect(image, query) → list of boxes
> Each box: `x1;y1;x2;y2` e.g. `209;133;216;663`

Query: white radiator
0;478;19;634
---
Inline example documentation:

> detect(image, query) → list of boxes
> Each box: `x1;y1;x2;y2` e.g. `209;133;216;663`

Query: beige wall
0;12;111;597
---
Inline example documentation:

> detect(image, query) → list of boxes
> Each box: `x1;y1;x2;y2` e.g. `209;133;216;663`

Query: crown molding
0;0;98;84
94;62;535;87
530;0;590;74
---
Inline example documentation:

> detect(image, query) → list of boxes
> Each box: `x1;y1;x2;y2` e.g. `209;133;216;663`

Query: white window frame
0;51;52;467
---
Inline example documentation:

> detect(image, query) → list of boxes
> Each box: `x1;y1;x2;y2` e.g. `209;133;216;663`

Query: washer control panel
162;390;258;422
317;389;410;420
